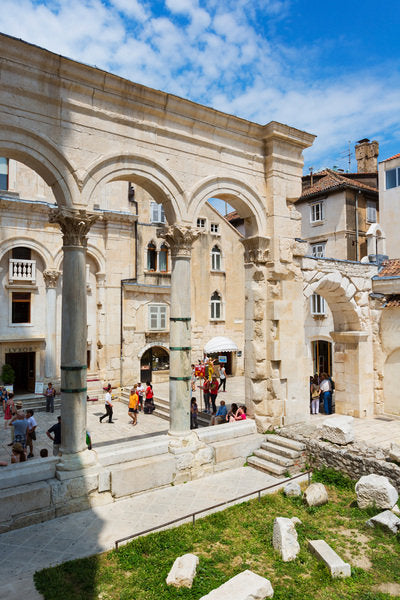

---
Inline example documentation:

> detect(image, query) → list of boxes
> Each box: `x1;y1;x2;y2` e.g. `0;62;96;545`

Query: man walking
100;384;113;423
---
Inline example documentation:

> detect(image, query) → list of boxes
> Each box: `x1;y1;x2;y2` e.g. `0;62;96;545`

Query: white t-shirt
319;379;330;393
105;392;112;405
27;415;37;430
137;384;145;397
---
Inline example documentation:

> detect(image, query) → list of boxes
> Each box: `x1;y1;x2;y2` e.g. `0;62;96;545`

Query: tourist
100;384;113;423
210;400;227;425
310;376;320;415
203;378;211;414
137;382;145;411
44;382;56;413
9;408;29;449
11;442;26;463
319;373;332;414
144;382;155;414
40;448;48;458
46;416;61;456
26;409;37;458
3;388;13;430
190;397;199;429
218;365;227;392
128;385;139;425
234;405;247;420
210;376;219;414
226;403;238;423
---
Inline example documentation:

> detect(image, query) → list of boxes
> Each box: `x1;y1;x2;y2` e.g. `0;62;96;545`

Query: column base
56;448;98;473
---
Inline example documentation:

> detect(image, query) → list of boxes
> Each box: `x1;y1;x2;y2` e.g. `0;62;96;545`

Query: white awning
204;336;239;354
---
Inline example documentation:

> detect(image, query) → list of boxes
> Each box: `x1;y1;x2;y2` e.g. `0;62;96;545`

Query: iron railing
115;470;311;551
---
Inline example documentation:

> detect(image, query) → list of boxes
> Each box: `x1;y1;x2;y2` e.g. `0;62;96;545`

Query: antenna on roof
309;166;314;186
338;140;352;171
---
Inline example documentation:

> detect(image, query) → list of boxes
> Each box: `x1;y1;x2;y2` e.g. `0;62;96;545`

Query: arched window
147;242;157;271
210;291;222;320
211;245;221;271
159;243;168;272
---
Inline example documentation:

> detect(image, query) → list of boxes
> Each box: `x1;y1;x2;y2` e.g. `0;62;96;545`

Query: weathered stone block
355;474;398;509
308;539;351;578
283;481;301;497
0;481;51;523
166;553;199;588
199;569;274;599
367;510;400;534
320;416;354;445
211;434;263;464
304;483;328;507
111;454;175;497
273;517;300;561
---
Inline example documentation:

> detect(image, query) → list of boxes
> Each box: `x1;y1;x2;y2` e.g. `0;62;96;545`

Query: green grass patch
34;477;400;600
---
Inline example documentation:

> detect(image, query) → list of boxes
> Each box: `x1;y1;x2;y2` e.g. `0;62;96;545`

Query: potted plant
1;363;15;393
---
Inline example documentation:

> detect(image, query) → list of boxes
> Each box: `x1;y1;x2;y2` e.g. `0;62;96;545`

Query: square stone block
111;453;175;498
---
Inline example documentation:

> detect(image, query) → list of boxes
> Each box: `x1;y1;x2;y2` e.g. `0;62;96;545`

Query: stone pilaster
158;224;200;434
49;207;100;470
43;270;60;379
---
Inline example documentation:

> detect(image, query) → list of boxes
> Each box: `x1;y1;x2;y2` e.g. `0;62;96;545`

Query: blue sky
0;0;399;174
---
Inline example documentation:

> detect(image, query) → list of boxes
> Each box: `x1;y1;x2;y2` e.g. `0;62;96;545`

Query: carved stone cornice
49;208;101;247
157;224;200;258
43;270;60;289
241;236;271;265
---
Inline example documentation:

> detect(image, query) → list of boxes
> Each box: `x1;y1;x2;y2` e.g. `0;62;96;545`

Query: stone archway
303;257;377;417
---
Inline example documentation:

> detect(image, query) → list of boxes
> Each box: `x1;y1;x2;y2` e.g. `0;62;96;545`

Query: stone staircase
247;434;306;477
7;394;62;414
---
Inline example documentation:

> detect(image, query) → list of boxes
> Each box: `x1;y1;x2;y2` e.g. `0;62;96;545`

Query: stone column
95;272;106;373
43;270;60;380
158;224;200;434
49;208;100;470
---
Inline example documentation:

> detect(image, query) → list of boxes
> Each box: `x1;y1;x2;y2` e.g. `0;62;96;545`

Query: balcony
9;259;36;284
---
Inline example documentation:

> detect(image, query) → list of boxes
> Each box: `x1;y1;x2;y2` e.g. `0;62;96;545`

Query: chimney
355;139;379;173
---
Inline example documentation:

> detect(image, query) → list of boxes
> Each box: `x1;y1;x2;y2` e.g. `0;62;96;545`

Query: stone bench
199;569;274;599
308;539;351;578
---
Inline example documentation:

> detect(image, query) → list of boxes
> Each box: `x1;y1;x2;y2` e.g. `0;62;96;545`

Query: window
159;243;168;272
150;202;166;224
12;247;31;260
366;200;377;223
311;293;325;316
210;223;219;234
147;243;157;271
0;158;8;190
310;242;326;258
12;292;31;323
197;218;206;229
210;291;222;320
310;201;324;223
148;305;167;330
211;245;222;271
386;167;400;190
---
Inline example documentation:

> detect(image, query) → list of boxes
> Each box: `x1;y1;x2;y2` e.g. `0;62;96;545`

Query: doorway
140;347;169;382
311;340;332;376
5;352;35;393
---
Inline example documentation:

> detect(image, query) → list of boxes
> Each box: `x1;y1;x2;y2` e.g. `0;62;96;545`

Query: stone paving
0;466;292;600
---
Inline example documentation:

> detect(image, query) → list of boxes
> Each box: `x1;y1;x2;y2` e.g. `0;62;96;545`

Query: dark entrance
311;340;332;376
208;352;233;375
5;352;35;393
140;347;169;382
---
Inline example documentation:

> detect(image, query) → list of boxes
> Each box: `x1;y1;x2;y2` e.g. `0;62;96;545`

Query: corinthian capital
49;208;101;247
241;236;271;265
157;224;200;258
43;270;60;289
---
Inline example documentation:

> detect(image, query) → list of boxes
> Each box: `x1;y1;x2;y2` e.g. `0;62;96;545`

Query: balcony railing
9;259;36;283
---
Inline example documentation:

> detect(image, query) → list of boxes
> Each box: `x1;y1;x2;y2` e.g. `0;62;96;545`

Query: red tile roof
376;259;400;278
382;153;400;162
298;169;378;202
385;295;400;307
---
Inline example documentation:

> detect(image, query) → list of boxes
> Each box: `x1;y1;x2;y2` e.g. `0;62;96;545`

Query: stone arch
383;348;400;416
0;125;79;207
138;342;170;359
0;237;53;270
82;154;185;224
187;176;267;237
366;223;386;256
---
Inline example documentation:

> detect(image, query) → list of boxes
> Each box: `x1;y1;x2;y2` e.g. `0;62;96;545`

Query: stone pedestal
43;270;60;379
158;224;199;434
49;208;100;469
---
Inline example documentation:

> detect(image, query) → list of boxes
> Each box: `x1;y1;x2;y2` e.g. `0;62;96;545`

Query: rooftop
298;169;378;202
376;259;400;278
381;153;400;162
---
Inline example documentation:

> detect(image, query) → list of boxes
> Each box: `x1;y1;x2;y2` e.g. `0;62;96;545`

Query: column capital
43;269;60;289
157;224;200;258
49;207;101;247
241;235;271;265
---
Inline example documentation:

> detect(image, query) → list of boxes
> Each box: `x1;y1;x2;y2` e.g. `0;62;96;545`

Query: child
190;398;198;429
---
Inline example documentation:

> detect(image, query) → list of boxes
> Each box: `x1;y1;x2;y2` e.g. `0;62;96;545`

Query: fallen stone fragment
283;481;301;497
308;539;351;578
388;443;400;463
392;504;400;515
273;517;300;561
320;416;354;445
166;553;199;588
304;483;328;507
355;474;399;510
366;510;400;534
291;516;302;526
199;569;274;600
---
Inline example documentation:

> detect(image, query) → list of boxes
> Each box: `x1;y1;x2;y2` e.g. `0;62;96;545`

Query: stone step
260;441;301;460
254;448;294;467
264;434;305;452
247;455;287;476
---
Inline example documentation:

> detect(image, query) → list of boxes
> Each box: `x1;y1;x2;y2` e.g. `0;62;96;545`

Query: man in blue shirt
210;400;228;425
